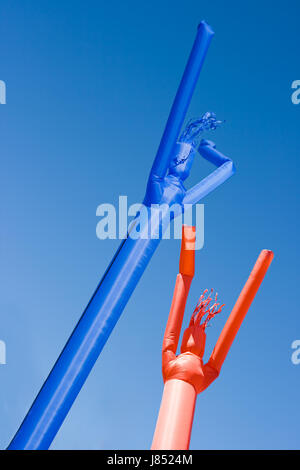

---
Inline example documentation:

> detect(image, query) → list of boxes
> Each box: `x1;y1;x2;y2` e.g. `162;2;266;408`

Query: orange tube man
151;226;273;450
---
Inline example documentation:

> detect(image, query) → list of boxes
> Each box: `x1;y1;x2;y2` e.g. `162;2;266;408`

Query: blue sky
0;0;299;449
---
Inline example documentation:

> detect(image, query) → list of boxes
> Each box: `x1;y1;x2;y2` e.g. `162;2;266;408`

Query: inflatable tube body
151;379;196;450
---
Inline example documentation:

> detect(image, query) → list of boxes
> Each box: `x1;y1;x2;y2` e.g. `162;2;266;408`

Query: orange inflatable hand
163;249;274;394
163;288;224;393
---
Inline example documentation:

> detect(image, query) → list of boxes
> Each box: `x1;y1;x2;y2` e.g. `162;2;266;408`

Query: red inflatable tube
152;226;273;449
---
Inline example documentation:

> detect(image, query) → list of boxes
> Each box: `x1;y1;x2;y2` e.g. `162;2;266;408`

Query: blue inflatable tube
8;22;235;450
9;219;162;450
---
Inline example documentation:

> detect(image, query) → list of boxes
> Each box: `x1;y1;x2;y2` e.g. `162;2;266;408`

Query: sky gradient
0;0;299;449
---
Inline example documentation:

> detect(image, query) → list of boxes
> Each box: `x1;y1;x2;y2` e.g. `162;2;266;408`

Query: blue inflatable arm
183;139;236;205
145;22;214;188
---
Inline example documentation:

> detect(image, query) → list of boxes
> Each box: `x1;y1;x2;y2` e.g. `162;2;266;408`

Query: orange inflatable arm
203;249;274;387
162;226;196;373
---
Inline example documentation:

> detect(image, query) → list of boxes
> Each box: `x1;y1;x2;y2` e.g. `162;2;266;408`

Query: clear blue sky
0;0;299;450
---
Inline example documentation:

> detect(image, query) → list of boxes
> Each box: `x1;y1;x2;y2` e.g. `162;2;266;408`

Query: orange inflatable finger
208;249;274;373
